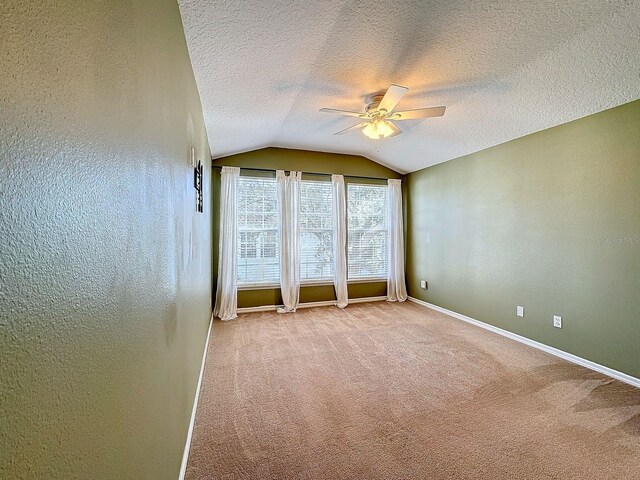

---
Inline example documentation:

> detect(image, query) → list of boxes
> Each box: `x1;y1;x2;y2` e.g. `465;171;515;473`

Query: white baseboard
178;315;213;480
349;295;388;304
237;295;388;314
408;296;640;389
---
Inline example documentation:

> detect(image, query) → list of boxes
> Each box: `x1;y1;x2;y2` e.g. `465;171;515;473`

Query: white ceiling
178;0;640;174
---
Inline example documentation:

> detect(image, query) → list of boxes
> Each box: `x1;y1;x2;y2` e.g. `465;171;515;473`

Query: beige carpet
186;301;640;479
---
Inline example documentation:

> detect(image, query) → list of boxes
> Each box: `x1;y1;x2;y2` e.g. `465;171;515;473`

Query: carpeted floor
186;301;640;479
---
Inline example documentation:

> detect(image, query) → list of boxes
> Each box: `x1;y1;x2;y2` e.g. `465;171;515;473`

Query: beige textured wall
0;1;211;478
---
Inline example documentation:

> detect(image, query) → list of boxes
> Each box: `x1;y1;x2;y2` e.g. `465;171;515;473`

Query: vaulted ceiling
178;0;640;173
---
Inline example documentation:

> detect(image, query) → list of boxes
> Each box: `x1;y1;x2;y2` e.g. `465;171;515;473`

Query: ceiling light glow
362;119;394;140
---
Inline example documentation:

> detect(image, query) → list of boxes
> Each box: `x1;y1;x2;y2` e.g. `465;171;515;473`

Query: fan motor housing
365;92;386;113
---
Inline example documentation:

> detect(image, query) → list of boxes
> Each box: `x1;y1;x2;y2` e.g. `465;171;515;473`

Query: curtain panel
331;175;349;308
214;166;240;320
387;179;408;302
276;170;302;313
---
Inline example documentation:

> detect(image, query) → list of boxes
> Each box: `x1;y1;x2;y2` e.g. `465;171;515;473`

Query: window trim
347;276;386;284
233;174;391;291
236;277;386;292
236;175;280;286
346;182;389;281
300;279;332;287
237;282;280;291
299;178;334;283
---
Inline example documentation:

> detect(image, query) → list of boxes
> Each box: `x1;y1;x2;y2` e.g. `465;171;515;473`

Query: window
300;180;333;282
236;176;389;286
237;176;279;285
347;183;388;279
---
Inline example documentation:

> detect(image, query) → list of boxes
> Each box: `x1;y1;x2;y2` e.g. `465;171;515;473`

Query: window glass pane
237;176;279;285
347;184;388;279
300;180;333;281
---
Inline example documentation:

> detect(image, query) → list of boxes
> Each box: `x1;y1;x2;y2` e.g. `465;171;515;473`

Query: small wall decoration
194;159;203;213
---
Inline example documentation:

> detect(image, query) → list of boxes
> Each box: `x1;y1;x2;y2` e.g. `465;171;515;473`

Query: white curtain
276;170;302;313
331;175;349;308
387;179;408;302
214;166;240;320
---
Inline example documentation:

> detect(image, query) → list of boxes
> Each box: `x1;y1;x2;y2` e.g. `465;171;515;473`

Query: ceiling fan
320;84;445;140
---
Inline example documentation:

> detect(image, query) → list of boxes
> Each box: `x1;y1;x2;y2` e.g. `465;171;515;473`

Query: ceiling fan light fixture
362;119;394;140
321;84;446;139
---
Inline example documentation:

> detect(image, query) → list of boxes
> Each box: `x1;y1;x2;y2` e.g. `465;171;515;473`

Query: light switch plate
420;280;427;289
553;315;562;328
516;306;524;317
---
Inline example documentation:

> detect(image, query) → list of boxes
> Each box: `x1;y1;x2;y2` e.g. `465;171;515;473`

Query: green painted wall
236;282;388;309
212;148;399;307
406;100;640;378
0;1;211;479
214;147;402;179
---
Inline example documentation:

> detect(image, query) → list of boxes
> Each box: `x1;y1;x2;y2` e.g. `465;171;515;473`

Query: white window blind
347;183;388;279
300;180;333;281
237;176;279;285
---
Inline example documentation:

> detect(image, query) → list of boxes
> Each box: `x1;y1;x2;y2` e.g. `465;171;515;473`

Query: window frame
299;177;334;285
233;172;391;290
345;181;389;282
236;173;280;288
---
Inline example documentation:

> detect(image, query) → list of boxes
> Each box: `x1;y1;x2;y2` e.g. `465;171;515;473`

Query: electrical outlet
516;306;524;317
420;280;428;289
553;315;562;328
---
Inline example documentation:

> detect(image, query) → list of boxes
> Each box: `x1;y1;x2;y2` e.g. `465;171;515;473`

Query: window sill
238;280;333;290
237;277;386;291
237;283;280;291
301;280;333;287
347;277;387;284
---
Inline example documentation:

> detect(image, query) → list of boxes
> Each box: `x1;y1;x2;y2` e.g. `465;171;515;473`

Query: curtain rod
210;165;392;181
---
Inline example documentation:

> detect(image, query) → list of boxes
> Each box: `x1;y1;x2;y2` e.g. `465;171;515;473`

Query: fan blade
378;84;408;113
320;108;366;118
333;122;369;135
388;122;402;137
392;106;446;120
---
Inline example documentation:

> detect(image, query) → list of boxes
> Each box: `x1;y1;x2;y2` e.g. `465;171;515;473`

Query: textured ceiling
178;0;640;173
